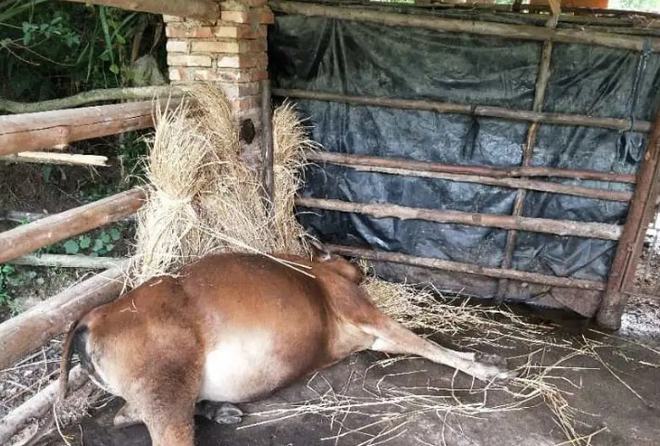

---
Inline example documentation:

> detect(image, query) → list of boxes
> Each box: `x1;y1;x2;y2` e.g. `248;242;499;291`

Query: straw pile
130;85;607;445
131;85;313;283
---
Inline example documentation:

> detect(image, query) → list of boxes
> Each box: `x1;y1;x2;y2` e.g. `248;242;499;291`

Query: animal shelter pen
0;0;659;442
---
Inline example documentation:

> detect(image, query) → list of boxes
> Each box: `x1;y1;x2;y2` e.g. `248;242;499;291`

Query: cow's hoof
197;401;244;425
474;352;518;381
475;352;507;369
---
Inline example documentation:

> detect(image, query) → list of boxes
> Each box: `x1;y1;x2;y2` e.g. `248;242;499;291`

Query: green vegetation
0;0;166;101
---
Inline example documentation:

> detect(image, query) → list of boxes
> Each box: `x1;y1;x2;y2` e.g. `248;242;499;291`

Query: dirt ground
27;297;660;446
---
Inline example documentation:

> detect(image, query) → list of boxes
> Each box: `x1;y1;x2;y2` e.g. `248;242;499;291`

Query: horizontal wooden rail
328;244;606;291
0;188;145;264
274;88;651;133
0;100;172;156
0;265;128;370
0;151;108;167
296;197;622;240
307;152;636;184
64;0;219;20
309;152;634;202
269;1;660;52
9;254;126;270
0;86;180;114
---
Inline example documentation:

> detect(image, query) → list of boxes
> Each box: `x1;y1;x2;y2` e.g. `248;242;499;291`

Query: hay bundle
132;85;311;282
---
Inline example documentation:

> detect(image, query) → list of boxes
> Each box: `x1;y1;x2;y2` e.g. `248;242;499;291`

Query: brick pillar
164;0;273;167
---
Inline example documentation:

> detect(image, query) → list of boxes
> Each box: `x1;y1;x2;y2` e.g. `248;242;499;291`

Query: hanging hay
132;85;313;282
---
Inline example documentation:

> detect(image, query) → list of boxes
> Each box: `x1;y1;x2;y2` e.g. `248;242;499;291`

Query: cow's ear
309;238;332;262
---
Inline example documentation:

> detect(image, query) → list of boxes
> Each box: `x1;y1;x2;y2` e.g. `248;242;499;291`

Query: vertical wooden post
496;29;555;301
261;79;275;213
597;112;660;329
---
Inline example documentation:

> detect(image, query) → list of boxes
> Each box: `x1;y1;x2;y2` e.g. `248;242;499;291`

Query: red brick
230;95;261;111
166;24;215;38
212;23;266;39
216;52;266;69
257;7;274;25
191;41;240;53
166;40;189;53
214;68;267;83
221;10;250;23
167;54;213;67
217;81;261;99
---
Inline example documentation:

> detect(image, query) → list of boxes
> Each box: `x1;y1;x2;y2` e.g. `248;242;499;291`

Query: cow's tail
58;320;88;403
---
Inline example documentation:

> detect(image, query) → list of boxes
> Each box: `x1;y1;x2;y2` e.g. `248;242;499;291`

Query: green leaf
109;63;119;74
109;228;121;241
92;239;104;252
63;240;80;254
100;232;111;243
104;243;115;252
79;235;92;249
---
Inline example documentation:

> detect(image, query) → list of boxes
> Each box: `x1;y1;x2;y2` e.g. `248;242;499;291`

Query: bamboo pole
0;100;176;156
597;113;660;329
0;86;180;114
0;188;145;264
0;151;109;167
307;152;636;184
296;197;622;240
0;265;128;371
269;1;660;52
0;366;87;445
9;254;126;269
498;21;557;301
326;244;606;291
64;0;219;20
310;152;632;202
273;88;651;132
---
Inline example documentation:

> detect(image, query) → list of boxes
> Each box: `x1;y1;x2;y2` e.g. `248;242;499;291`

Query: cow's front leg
196;401;244;424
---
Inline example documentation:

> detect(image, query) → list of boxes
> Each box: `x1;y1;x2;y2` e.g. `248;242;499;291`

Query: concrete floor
45;300;660;446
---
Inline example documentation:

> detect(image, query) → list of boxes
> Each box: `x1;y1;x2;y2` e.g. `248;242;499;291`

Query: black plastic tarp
268;10;660;304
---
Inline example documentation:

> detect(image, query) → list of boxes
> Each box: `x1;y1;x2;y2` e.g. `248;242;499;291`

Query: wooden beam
0;151;108;167
0;188;145;264
307;152;636;184
326;244;606;291
0;265;127;370
64;0;219;21
597;113;660;329
273;88;651;133
0;100;169;156
0;86;180;114
309;152;633;202
296;197;622;240
269;1;660;52
9;254;126;269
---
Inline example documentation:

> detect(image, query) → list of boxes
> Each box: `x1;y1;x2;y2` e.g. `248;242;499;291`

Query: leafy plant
59;226;123;256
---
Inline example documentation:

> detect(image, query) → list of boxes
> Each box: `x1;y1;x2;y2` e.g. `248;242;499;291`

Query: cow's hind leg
196;401;244;424
362;315;514;382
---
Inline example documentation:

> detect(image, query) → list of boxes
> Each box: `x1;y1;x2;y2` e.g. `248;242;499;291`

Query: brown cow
59;251;513;446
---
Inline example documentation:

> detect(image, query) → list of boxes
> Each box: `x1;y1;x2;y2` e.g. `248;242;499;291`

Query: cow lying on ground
59;251;514;446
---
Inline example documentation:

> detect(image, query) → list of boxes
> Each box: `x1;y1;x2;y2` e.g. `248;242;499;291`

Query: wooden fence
269;0;660;330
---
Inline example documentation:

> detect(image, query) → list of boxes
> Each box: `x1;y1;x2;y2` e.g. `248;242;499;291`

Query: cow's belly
198;331;317;403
